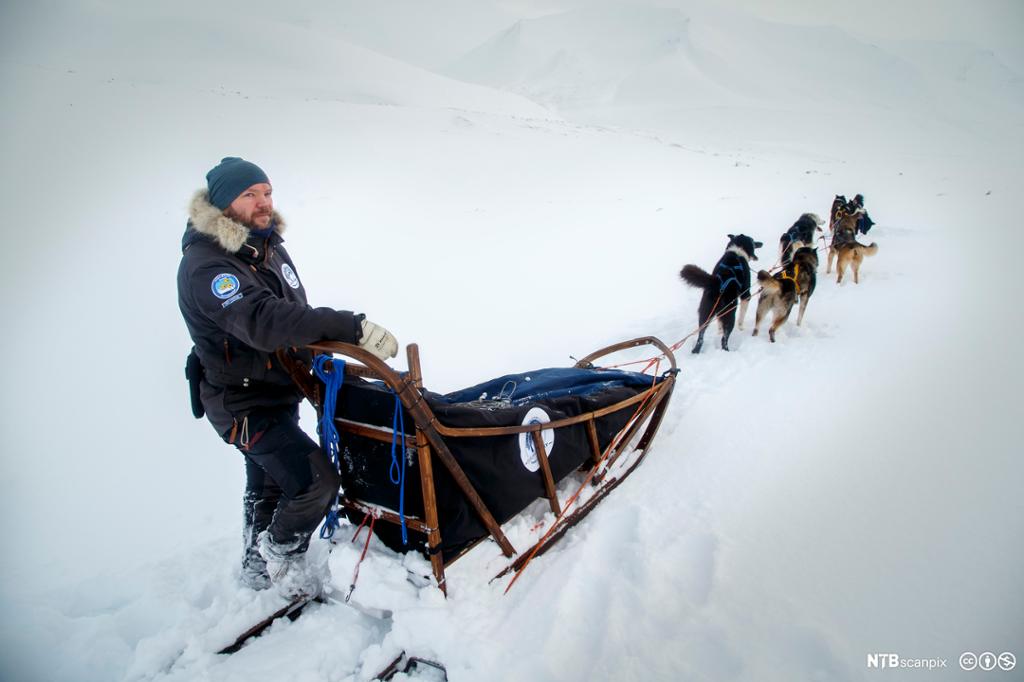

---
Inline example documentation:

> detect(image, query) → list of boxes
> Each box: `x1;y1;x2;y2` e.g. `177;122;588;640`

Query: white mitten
358;319;398;360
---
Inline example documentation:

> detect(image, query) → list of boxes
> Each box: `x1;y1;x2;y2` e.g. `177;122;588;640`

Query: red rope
350;511;371;543
346;512;377;602
607;242;840;373
603;290;725;373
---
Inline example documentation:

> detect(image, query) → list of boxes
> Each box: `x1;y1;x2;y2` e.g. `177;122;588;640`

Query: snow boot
240;546;272;591
257;531;330;600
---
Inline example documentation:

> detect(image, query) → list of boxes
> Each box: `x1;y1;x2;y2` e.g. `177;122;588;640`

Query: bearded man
177;157;397;599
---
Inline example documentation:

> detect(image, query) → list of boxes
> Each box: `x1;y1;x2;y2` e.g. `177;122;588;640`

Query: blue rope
313;355;346;540
388;390;409;545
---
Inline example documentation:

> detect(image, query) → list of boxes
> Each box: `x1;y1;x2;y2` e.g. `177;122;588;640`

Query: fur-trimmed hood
185;189;286;253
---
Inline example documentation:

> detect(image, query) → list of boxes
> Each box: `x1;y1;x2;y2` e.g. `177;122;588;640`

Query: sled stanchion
416;441;447;593
532;431;561;516
395;378;518;559
406;344;447;594
585;419;602;468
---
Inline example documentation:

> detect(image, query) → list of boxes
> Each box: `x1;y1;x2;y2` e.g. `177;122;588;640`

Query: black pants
233;405;342;558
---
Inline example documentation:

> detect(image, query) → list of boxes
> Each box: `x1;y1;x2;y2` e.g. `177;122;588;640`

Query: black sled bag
334;367;655;560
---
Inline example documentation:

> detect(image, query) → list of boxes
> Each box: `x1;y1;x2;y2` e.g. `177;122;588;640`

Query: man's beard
226;208;272;230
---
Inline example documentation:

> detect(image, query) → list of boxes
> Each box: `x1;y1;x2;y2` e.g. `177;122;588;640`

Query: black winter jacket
177;191;360;436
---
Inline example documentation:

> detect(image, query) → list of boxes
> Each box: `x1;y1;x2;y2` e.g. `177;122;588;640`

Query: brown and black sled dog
826;207;860;274
835;240;879;284
680;234;762;353
828;194;847;234
753;246;818;342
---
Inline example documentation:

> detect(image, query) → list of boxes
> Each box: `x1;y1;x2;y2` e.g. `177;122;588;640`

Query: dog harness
716;261;746;293
780;263;802;295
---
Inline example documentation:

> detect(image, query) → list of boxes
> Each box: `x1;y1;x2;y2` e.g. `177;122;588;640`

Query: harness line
609;239;838;373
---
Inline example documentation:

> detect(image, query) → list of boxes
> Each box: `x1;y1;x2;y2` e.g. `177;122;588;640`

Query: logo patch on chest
211;273;240;299
281;263;300;289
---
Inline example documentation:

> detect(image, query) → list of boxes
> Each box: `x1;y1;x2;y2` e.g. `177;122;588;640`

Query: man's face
226;183;273;229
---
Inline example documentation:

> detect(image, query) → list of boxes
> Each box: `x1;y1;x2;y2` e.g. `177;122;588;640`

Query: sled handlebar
573;336;677;373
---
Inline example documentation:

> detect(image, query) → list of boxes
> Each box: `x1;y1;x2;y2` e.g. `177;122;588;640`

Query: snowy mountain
1;1;1021;681
446;5;926;111
448;6;700;109
1;0;549;117
443;2;1022;150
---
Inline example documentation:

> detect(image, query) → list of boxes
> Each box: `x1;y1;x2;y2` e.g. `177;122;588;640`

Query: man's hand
358;319;399;360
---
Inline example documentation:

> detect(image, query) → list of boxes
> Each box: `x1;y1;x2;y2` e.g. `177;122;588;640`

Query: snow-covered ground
1;1;1021;680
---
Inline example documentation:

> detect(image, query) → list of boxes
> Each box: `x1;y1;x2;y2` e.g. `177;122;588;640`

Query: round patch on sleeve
211;273;241;299
281;263;300;289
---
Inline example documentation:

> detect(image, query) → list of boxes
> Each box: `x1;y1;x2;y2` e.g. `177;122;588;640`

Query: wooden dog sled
280;336;677;594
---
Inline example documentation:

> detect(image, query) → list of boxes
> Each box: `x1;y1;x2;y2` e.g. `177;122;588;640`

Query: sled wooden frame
280;336;676;594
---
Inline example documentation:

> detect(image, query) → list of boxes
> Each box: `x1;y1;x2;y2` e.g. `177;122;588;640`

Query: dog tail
861;242;879;257
757;270;780;292
680;264;715;290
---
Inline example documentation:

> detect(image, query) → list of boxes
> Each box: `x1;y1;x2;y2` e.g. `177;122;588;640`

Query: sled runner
279;336;677;593
216;588;391;656
374;651;449;681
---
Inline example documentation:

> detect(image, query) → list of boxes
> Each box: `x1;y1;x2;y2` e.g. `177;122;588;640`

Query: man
850;193;875;235
177;157;398;599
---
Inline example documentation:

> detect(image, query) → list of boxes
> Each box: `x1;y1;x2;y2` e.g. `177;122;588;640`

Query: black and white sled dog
679;234;762;354
779;213;824;266
753;246;819;342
